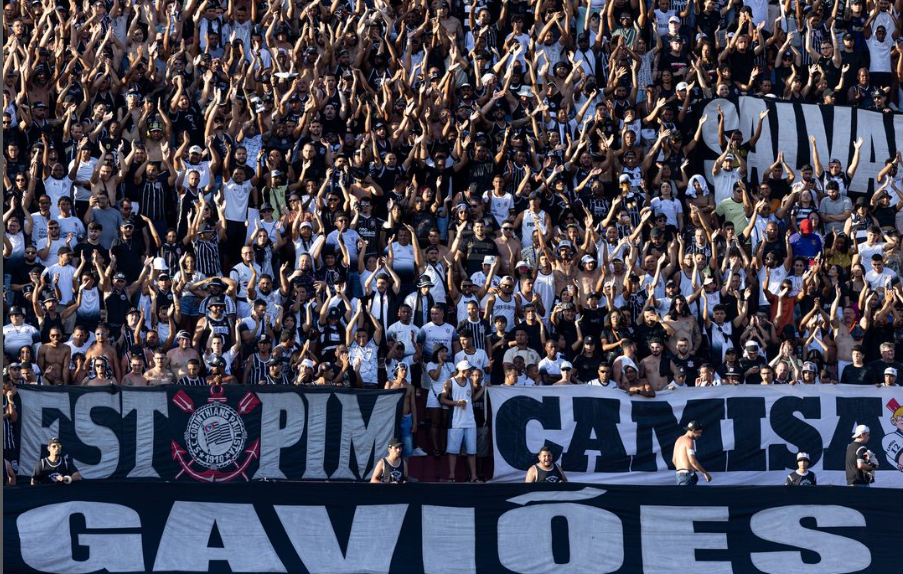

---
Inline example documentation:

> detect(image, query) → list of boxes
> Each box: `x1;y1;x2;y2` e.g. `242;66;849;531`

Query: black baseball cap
684;420;703;431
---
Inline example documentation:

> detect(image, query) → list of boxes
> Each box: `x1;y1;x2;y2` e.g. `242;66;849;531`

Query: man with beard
41;162;74;219
110;220;145;283
83;193;122;250
639;339;673;392
36;327;71;385
194;296;234;352
635;305;669;358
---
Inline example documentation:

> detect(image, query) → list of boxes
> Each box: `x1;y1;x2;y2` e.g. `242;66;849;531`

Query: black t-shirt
867;359;903;382
785;470;817;486
840;364;870;385
460;237;499;276
845;441;871;485
32;455;78;484
739;355;767;384
73;242;109;266
671;353;701;386
573;353;602;383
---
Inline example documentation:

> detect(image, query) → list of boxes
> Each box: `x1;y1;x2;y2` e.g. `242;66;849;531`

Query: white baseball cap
852;424;870;438
796;452;810;461
885;367;897;377
456;360;473;372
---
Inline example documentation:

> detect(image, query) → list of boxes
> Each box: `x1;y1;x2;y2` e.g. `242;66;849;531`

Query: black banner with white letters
3;481;898;574
14;385;404;482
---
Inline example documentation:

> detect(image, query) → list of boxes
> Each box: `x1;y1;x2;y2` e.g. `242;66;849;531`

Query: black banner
3;481;897;573
15;385;404;482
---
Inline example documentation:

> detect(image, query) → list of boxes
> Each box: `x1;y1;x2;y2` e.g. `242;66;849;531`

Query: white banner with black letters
700;96;903;195
489;385;903;486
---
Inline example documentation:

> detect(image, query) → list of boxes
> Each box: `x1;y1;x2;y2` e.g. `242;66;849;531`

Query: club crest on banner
170;385;261;482
882;398;903;472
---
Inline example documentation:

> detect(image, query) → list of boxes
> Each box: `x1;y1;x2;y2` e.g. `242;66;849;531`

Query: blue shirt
789;233;822;259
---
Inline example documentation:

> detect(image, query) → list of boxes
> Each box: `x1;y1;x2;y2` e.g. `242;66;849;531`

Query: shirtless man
662;297;702;355
37;327;71;385
623;364;656;397
672;420;712;486
84;358;116;386
121;356;148;387
166;331;200;379
639;339;671;392
84;323;122;382
831;283;858;380
495;222;523;275
143;349;175;385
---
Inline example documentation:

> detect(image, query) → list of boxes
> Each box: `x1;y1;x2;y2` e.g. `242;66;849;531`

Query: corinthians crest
170;385;261;482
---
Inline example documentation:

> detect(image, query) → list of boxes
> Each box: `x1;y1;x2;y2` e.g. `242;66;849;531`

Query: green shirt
715;198;749;233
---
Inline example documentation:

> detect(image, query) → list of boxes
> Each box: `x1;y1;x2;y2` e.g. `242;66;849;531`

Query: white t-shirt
67;158;97;201
757;265;787;305
3;323;39;356
386;321;421;357
56;215;85;242
418;322;457;357
43;263;77;304
222;180;253;222
180;160;213;190
866;267;897;290
650;197;683;227
713;169;742;205
43;176;73;218
483;191;515;227
454;349;489;374
867;33;892;73
857;242;885;273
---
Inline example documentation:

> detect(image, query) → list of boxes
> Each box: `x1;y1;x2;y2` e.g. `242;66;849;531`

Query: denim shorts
447;427;477;455
676;471;699;486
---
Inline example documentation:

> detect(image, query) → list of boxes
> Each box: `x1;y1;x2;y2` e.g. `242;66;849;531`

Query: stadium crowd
3;0;903;474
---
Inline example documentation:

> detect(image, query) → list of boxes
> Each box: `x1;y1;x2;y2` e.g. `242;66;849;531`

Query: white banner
489;385;903;486
699;96;903;195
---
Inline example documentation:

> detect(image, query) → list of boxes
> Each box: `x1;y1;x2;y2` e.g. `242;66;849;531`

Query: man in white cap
883;367;899;387
439;360;486;482
846;424;878;487
175;144;212;190
785;452;817;486
712;147;745;204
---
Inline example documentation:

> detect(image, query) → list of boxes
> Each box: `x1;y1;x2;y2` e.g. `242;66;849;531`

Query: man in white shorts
440;360;487;483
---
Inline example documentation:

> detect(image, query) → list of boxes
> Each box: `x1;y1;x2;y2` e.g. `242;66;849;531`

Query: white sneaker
411;447;428;456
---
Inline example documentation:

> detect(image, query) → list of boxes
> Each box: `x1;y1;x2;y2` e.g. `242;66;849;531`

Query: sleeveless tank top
456;294;479;323
380;457;405;483
521;210;548;244
491;294;517;332
247;353;271;385
204;314;232;349
534;463;565;483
